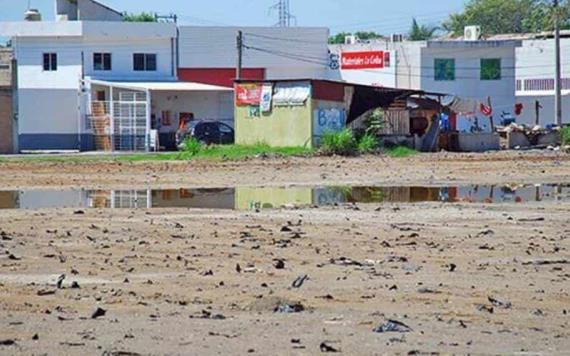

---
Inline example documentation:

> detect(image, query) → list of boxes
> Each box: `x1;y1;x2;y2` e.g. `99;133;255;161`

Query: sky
0;0;465;35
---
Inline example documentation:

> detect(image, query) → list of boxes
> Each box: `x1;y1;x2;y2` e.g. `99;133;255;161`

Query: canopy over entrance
84;79;234;152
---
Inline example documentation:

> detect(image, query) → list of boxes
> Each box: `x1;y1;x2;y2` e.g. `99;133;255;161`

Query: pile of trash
498;123;569;151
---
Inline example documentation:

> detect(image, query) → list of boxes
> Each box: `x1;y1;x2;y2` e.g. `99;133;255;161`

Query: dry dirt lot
0;151;569;355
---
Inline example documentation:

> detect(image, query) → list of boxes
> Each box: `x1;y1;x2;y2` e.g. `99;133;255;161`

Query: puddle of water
0;184;569;211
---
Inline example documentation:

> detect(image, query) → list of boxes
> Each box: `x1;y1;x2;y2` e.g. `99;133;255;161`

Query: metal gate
114;91;148;151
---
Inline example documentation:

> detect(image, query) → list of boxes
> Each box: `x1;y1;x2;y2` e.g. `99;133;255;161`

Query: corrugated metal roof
89;80;233;92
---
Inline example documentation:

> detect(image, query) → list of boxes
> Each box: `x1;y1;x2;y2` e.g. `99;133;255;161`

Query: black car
177;121;234;149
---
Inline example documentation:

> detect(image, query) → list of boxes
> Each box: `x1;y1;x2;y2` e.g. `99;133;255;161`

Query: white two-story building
329;35;521;124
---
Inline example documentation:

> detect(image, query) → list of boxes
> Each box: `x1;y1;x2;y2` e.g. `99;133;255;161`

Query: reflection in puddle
0;184;569;211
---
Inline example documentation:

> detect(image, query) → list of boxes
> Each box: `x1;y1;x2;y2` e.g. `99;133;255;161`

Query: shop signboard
341;51;384;70
236;83;262;106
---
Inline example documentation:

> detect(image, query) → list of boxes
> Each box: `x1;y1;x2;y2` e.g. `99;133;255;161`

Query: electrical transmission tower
270;0;295;27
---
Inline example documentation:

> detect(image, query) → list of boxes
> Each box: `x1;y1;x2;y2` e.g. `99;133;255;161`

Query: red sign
341;51;384;70
236;84;262;106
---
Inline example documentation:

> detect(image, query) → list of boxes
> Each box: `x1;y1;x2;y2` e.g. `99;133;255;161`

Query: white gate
113;91;148;151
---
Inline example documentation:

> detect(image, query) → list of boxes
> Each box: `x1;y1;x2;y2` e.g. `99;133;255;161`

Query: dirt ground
1;151;569;355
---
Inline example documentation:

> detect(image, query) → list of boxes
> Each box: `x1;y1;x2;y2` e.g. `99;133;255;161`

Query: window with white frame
133;53;157;71
43;53;57;71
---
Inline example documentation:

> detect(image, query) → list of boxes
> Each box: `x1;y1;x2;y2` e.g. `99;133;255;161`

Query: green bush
183;137;203;156
357;133;377;154
561;127;570;146
320;129;357;156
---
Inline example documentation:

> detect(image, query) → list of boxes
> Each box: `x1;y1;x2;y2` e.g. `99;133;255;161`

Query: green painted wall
235;101;313;148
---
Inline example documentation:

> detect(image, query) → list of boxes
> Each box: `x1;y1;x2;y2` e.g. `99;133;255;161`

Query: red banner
236;84;262;106
341;51;384;70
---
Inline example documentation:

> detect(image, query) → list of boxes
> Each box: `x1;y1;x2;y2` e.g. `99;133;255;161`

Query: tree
123;12;157;22
408;18;439;40
328;31;383;44
442;0;570;36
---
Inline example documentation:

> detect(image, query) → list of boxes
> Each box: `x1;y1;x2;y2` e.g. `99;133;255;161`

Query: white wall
83;38;176;80
516;38;570;124
515;94;570;126
421;41;518;115
178;26;329;76
516;38;570;94
327;43;397;87
151;91;234;133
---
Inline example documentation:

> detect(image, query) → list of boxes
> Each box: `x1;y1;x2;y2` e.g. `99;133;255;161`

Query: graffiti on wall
313;107;346;145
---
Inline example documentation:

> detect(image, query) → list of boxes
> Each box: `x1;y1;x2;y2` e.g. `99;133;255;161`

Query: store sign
236;84;262;106
341;51;384;70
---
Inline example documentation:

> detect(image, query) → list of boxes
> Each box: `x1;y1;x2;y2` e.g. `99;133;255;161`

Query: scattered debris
274;302;305;313
319;342;340;353
273;259;286;269
0;339;15;346
522;259;569;266
91;307;107;319
476;304;494;314
56;274;66;289
373;320;412;333
292;274;309;288
488;296;512;309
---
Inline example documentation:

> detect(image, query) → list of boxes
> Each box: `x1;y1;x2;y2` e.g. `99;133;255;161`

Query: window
43;53;57;71
133;53;157;71
434;58;455;81
94;53;112;71
481;58;501;80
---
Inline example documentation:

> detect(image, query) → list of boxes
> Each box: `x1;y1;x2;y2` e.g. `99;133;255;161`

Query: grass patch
357;133;377;154
320;129;356;156
384;146;417;158
120;143;314;162
561;126;570;146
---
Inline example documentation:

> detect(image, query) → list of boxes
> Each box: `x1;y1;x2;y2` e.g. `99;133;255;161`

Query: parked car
177;121;234;150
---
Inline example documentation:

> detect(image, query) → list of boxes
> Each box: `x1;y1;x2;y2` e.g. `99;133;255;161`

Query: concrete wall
515;38;570;126
457;133;500;152
178;26;329;81
235;101;313;147
17;88;85;151
515;94;570;126
421;41;518;116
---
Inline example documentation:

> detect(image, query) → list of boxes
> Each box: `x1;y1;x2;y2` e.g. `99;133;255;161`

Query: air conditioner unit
464;26;481;41
391;34;404;43
345;35;359;45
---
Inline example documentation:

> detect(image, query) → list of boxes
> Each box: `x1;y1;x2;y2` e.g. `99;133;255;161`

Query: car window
204;123;219;134
218;123;233;134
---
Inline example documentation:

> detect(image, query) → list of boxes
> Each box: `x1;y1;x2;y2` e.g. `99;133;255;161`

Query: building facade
329;39;521;121
1;20;179;151
515;36;570;126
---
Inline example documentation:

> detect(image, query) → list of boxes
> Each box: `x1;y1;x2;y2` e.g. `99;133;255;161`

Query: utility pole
554;0;562;126
236;30;243;80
